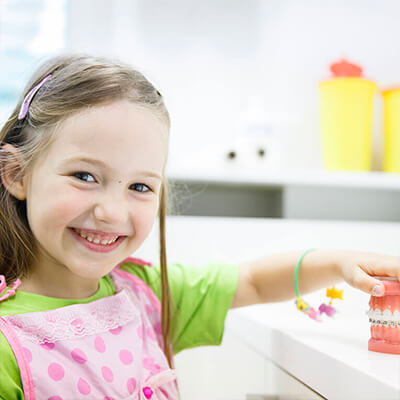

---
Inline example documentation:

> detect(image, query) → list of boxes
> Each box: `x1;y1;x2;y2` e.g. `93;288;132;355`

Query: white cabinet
174;320;328;400
246;360;325;399
174;329;325;400
174;331;266;400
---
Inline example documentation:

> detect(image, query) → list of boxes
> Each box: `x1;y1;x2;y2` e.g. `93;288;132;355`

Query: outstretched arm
230;249;400;308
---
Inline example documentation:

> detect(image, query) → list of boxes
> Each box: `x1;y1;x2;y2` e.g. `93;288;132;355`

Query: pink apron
0;257;180;400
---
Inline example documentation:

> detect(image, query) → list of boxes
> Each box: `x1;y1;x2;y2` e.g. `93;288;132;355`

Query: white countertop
226;288;400;400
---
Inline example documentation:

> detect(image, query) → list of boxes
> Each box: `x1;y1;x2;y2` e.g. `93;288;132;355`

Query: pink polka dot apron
0;258;180;400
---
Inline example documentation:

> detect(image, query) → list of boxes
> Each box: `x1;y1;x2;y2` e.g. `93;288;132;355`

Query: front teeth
367;308;400;327
74;229;118;245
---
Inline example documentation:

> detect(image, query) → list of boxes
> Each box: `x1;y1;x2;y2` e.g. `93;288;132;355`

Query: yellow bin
383;88;400;173
319;77;376;171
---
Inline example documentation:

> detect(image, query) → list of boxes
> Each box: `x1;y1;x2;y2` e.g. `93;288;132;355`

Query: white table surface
226;290;400;400
136;216;400;400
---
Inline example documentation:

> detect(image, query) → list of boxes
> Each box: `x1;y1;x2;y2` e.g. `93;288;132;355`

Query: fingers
342;253;400;297
349;265;386;297
363;254;400;282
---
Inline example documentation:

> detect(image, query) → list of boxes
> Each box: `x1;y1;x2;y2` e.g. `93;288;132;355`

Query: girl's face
23;100;168;288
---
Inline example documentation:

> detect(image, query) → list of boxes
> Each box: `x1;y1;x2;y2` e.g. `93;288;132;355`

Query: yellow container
319;77;376;171
383;88;400;173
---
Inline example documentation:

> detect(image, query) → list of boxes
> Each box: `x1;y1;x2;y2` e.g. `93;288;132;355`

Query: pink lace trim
3;289;137;345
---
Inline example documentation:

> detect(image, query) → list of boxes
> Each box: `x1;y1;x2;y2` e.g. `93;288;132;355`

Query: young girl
0;54;399;400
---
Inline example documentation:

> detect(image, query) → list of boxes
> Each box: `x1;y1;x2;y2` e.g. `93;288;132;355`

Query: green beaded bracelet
294;248;343;322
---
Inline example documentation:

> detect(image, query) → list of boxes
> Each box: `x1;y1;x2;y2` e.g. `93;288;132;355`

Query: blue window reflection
0;0;67;123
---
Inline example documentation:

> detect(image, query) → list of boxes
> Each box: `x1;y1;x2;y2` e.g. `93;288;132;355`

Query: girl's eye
73;172;96;182
132;183;152;193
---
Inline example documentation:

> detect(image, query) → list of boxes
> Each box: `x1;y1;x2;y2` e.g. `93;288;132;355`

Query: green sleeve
0;331;24;399
120;261;240;354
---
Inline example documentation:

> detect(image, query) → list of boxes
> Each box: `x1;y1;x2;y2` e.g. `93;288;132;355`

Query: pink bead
143;386;154;399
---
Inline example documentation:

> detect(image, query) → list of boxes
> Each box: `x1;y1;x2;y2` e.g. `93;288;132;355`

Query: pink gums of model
368;277;400;354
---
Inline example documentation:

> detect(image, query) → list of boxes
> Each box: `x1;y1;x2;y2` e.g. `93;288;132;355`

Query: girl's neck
18;275;100;299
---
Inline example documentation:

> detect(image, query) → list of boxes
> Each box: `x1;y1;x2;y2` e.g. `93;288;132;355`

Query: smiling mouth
71;228;119;245
71;226;128;241
69;228;127;253
69;227;126;253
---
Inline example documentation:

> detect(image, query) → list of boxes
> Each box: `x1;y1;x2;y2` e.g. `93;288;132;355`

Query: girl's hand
337;251;400;297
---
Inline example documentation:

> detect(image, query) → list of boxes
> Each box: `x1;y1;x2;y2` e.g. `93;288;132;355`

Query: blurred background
1;0;400;166
2;0;400;222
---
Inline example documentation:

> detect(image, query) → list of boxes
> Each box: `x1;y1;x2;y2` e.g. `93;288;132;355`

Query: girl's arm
230;249;400;308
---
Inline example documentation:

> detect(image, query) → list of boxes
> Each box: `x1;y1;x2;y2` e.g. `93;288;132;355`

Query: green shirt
0;261;239;400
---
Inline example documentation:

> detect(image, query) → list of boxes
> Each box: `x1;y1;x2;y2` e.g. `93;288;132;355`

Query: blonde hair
0;54;175;367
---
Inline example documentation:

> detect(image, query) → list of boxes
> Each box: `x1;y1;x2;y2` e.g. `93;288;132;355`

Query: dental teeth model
368;277;400;355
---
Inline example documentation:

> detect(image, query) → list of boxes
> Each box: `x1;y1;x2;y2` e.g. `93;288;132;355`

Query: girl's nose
93;192;129;225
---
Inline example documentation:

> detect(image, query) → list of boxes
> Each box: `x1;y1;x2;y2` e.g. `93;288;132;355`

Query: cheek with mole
368;277;400;354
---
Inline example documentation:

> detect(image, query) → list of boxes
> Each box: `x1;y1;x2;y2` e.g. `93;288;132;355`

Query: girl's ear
0;143;27;200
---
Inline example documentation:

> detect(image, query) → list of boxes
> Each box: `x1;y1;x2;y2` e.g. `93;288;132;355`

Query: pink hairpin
0;275;21;302
17;74;52;120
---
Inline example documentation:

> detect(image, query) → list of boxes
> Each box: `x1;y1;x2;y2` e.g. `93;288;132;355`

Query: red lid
329;59;363;77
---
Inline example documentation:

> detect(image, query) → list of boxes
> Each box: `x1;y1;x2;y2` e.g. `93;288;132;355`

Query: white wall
66;0;400;172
